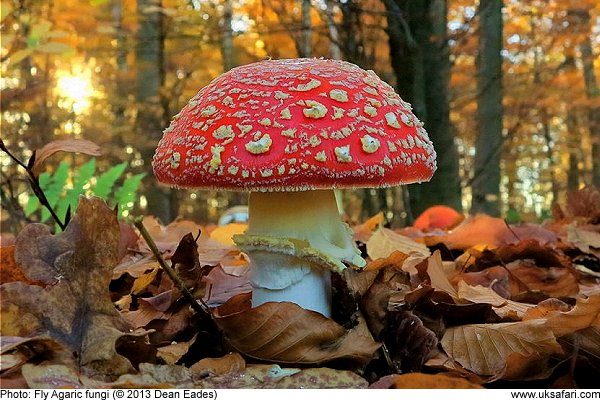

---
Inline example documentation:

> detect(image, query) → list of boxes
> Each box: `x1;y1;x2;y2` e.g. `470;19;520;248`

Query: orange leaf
441;320;562;376
32;139;101;176
390;372;483;389
214;293;380;364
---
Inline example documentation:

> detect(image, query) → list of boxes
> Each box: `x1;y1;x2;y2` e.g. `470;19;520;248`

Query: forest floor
1;188;599;389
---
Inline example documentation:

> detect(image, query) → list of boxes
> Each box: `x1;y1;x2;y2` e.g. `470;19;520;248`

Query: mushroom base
251;254;332;316
235;189;365;317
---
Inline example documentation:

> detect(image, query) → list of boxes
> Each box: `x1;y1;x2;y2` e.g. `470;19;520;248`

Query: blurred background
1;0;599;234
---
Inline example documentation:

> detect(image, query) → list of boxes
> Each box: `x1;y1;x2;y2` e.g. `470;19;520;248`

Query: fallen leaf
389;372;483;388
353;212;384;243
495;352;555;382
213;293;380;364
441;319;563;376
157;335;198;365
566;224;600;257
564;326;600;360
0;336;66;373
190;352;245;375
0;197;142;378
202;364;368;388
382;310;438;372
21;363;85;389
457;281;536;319
426;251;458;299
525;295;600;337
453;266;512;299
0;245;39;285
562;187;600;221
507;259;579;298
366;227;430;260
31;139;101;176
202;265;251;307
209;223;247;246
365;250;409;271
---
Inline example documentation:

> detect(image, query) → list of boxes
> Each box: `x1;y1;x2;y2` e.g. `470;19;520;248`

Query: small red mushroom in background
413;205;463;231
153;58;437;317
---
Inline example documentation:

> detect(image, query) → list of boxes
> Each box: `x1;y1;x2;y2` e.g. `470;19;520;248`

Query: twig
380;342;400;374
132;217;212;318
0;139;67;230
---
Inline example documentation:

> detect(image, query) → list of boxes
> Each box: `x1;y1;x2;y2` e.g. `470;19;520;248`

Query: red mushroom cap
413;205;463;230
153;58;436;191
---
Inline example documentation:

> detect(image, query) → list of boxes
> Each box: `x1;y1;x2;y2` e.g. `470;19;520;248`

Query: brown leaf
171;232;215;293
525;294;600;337
365;250;409;271
426;250;458;299
21;364;85;389
566;224;600;257
0;245;40;285
31;139;101;176
214;293;380;364
495;352;555;382
507;259;579;298
353;212;384;243
202;364;368;388
457;281;536;319
0;197;141;378
0;336;66;373
190;352;245;375
388;372;483;388
382;310;438;372
563;187;600;221
441;320;563;376
157;335;198;365
202;265;251;307
366;227;430;260
453;266;512;299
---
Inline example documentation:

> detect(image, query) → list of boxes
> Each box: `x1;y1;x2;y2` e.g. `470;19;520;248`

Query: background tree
472;0;503;216
383;0;461;219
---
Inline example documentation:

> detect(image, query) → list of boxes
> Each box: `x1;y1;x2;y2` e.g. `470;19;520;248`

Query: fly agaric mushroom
153;58;436;317
414;205;463;231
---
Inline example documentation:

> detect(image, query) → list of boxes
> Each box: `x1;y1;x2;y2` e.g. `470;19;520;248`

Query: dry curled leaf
202;364;368;388
353;212;385;243
457;281;535;319
387;372;483;388
190;352;245;376
213;293;380;364
507;259;579;298
367;227;430;260
31;139;101;176
524;294;600;337
441;319;562;376
0;197;141;378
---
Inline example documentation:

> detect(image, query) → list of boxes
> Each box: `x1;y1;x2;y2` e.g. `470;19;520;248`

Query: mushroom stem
239;189;364;316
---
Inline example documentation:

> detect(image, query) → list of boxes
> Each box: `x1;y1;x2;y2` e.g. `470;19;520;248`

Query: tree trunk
221;0;235;72
384;0;461;220
339;0;367;67
417;0;461;214
323;0;341;60
472;0;503;216
578;12;600;188
300;0;312;57
566;111;580;190
136;0;175;223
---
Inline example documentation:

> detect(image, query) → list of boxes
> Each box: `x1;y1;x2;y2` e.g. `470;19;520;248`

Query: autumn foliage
1;186;599;389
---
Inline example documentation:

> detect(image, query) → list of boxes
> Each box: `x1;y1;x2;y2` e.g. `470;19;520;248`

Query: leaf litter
1;187;600;388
